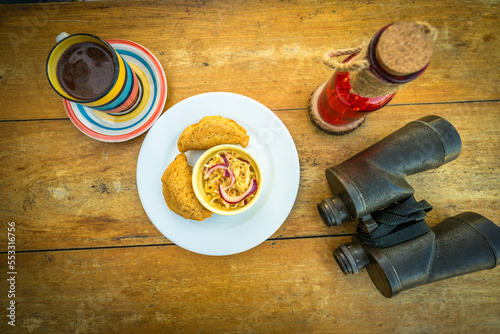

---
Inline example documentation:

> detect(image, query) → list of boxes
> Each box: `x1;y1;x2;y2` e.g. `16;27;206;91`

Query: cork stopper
376;21;435;76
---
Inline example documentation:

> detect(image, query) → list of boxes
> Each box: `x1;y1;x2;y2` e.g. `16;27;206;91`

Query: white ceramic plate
137;92;300;256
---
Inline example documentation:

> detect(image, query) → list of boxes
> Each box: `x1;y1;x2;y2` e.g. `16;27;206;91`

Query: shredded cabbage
203;150;256;209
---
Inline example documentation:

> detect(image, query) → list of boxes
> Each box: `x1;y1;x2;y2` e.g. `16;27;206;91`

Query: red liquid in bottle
317;54;396;126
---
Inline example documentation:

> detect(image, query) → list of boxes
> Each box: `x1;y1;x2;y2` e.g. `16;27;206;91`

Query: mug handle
56;32;70;43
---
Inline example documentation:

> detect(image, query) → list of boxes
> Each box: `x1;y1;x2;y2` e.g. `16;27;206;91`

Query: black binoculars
319;115;500;297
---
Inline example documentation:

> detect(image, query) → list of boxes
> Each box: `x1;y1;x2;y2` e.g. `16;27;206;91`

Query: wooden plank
1;102;498;251
0;0;499;121
3;237;499;333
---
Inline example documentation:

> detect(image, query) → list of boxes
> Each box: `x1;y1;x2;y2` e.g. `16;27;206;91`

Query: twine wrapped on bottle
309;21;437;135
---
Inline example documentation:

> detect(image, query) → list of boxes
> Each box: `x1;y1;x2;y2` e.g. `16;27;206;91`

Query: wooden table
1;1;499;332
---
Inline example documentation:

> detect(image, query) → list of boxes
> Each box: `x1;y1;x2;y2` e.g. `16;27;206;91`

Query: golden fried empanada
177;116;250;153
161;153;212;221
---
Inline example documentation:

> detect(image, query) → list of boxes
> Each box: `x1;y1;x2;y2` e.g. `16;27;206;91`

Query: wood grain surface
0;0;499;333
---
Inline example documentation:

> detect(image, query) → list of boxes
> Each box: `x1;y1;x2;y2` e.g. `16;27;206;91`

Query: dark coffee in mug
56;41;116;100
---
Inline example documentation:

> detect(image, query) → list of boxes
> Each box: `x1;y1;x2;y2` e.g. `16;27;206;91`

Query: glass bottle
317;53;397;126
312;23;431;131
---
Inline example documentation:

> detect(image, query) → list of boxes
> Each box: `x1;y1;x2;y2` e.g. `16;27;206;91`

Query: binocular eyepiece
319;116;500;297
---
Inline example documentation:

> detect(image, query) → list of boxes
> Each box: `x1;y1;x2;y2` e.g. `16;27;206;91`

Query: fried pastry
177;116;250;152
161;153;212;221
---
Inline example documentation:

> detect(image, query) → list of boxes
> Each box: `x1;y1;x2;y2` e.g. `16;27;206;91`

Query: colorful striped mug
46;33;142;114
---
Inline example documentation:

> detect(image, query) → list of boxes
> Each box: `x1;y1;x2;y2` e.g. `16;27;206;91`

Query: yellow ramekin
192;145;262;216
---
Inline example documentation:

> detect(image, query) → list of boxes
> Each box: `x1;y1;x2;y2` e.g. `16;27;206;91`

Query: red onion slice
221;155;230;177
204;164;235;188
219;179;258;204
204;164;228;178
